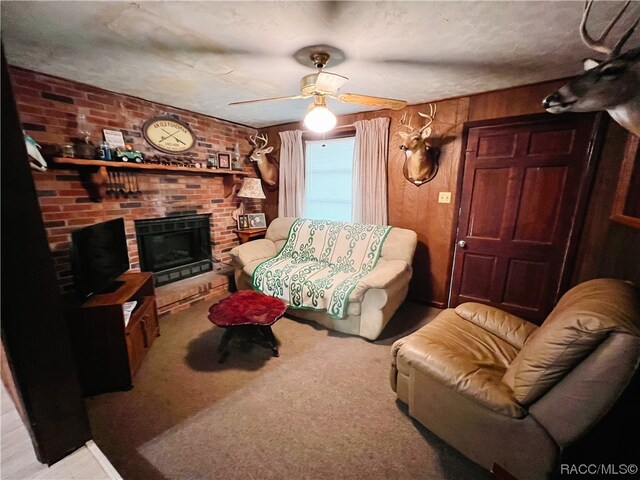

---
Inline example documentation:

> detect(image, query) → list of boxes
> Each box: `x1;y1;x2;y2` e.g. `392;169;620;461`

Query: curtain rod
301;124;356;134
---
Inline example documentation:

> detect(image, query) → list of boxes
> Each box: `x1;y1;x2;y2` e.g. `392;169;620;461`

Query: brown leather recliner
390;278;640;480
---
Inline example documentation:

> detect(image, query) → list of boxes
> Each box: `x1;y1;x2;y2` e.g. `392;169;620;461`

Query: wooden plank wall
572;122;640;286
259;78;638;306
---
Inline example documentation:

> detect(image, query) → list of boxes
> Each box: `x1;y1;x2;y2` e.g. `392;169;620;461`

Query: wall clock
142;116;197;154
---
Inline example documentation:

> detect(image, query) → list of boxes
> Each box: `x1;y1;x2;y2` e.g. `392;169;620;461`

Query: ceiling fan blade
336;93;407;110
229;94;309;106
314;71;348;94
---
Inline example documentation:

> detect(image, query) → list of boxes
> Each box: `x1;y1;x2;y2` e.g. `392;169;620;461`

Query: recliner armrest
350;260;410;301
229;239;277;269
454;303;538;350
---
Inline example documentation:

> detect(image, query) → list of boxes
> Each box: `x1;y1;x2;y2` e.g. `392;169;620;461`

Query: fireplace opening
135;213;213;286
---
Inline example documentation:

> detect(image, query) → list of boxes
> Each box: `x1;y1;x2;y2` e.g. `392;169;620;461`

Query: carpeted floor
86;297;492;480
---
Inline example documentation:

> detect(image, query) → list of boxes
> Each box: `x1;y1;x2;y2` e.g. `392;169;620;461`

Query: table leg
218;327;235;363
259;326;279;357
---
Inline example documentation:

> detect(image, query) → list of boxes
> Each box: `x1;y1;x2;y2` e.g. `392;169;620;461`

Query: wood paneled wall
572;122;640;286
260;78;637;306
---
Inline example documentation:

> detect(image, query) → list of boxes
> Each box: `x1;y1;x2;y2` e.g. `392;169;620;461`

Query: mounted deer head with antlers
249;133;277;187
543;0;640;136
398;104;439;185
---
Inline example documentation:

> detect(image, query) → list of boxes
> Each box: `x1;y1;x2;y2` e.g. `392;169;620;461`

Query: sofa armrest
454;303;538;350
229;239;277;269
350;260;410;301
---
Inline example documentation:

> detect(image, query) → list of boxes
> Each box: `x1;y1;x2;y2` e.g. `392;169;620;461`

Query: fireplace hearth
135;213;213;286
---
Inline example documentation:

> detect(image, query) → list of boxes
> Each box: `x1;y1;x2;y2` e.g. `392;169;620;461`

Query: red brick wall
9;66;261;293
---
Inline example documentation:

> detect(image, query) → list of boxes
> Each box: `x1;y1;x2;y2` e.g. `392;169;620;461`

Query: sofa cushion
230;238;277;268
266;217;418;265
454;303;538;349
239;261;363;316
393;309;525;418
265;217;293;252
503;279;640;406
379;227;417;265
253;219;391;318
349;259;410;301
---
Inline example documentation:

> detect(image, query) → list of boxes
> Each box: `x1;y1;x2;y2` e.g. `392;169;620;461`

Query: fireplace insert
135;213;213;286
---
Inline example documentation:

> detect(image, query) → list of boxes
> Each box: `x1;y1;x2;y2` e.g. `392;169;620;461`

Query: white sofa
229;217;417;340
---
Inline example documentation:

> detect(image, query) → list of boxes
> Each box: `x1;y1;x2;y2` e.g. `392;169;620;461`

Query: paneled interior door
450;114;598;324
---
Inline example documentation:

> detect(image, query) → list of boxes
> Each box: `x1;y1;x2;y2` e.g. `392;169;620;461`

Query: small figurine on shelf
114;144;144;163
232;142;243;170
96;141;112;160
24;132;47;171
61;144;75;158
75;113;95;159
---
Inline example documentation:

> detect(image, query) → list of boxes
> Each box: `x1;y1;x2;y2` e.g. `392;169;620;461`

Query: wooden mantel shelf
50;157;249;200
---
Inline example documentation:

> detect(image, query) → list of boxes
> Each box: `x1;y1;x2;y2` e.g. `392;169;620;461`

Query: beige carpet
86;298;491;480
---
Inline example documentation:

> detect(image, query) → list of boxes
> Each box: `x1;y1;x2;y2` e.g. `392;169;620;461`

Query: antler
399;111;415;132
418;103;437;134
249;133;269;148
580;0;637;57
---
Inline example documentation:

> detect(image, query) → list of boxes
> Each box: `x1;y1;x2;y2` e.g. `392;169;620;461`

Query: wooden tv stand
65;272;159;396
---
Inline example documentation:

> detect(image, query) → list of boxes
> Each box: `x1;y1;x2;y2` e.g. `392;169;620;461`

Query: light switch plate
438;192;452;204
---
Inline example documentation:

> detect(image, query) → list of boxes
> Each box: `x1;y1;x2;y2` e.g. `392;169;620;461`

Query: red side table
208;290;286;363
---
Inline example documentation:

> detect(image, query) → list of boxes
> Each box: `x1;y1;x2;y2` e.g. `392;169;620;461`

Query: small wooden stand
234;227;267;244
64;272;159;396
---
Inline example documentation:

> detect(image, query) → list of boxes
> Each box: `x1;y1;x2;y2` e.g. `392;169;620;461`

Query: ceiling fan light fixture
304;97;336;133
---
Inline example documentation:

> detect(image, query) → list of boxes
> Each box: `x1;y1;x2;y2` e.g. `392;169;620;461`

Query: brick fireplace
9;66;262;309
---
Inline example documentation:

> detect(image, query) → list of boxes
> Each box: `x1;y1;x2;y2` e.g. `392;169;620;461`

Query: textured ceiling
2;1;639;128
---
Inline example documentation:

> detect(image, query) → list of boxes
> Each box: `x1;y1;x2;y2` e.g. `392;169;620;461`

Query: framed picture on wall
247;213;267;229
207;154;218;169
611;133;640;229
217;152;231;169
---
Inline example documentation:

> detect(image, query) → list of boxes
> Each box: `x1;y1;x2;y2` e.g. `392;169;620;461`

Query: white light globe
304;105;337;133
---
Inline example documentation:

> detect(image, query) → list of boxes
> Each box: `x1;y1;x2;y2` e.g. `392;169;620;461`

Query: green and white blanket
252;218;391;319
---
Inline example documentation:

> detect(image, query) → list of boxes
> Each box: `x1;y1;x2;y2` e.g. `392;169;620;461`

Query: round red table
207;290;286;363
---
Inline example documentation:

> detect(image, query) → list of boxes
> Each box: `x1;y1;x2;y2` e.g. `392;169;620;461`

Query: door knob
457;240;467;248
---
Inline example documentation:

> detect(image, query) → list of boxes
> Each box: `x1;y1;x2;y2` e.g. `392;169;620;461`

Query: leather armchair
390;278;640;480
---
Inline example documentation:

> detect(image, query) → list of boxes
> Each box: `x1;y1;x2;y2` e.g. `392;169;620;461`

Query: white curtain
278;130;305;218
352;117;390;225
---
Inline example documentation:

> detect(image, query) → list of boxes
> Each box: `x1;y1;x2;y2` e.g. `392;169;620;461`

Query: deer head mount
398;104;439;185
543;0;640;136
249;133;277;187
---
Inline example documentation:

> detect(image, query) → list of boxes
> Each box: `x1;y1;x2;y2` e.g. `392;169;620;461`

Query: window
304;136;355;221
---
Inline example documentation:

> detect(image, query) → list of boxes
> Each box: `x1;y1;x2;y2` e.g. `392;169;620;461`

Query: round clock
142;116;197;154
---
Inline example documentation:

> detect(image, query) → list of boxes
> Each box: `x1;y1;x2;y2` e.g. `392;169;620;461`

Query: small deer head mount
398;104;439;185
249;133;277;187
543;0;640;136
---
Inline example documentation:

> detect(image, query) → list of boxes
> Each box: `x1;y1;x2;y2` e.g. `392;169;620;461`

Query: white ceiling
2;1;639;128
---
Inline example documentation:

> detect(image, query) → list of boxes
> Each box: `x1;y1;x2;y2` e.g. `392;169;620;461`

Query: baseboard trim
86;440;122;480
407;298;446;309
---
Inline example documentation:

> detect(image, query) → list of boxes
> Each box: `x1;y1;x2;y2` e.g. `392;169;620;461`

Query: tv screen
71;218;130;298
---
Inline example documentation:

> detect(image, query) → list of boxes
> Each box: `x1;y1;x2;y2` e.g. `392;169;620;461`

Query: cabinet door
126;319;146;377
141;296;160;344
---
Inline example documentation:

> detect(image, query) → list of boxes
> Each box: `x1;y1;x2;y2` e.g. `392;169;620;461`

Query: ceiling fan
229;45;408;132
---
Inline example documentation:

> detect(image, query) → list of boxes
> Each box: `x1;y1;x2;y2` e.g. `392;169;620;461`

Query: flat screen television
70;217;130;298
